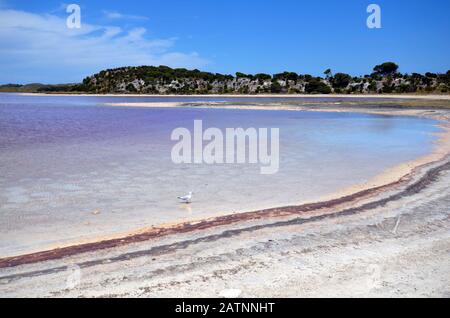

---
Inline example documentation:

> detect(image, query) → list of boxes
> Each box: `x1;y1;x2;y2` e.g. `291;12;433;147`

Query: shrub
305;79;331;94
270;81;283;93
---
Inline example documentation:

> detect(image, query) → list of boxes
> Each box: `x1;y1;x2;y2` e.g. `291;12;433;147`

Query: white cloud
0;9;209;83
102;10;149;21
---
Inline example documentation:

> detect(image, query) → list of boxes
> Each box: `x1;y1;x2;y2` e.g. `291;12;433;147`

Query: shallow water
0;94;442;256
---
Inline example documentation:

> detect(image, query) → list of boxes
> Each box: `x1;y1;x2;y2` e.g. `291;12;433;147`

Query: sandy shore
18;92;450;100
1;102;450;297
1;151;450;297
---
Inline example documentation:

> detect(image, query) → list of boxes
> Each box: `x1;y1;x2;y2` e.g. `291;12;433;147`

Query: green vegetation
270;80;283;93
331;73;352;89
372;62;399;76
1;62;449;95
0;83;82;93
273;72;299;82
305;78;332;94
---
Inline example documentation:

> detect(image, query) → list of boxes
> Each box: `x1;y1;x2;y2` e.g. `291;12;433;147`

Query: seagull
178;192;193;204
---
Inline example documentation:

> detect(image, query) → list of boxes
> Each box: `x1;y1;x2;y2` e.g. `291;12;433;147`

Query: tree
411;73;423;79
254;73;272;81
444;70;450;84
126;83;137;92
236;72;253;79
270;80;282;93
331;73;352;89
273;72;298;82
324;69;332;78
304;74;313;82
368;81;377;92
373;62;399;76
305;79;331;94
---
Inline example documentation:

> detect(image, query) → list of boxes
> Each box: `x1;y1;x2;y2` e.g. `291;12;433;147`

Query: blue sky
0;0;449;84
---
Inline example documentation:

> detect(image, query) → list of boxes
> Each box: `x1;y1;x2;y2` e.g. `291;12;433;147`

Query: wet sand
1;103;450;297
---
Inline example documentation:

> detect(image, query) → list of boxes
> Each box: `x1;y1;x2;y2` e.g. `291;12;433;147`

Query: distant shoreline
15;92;450;100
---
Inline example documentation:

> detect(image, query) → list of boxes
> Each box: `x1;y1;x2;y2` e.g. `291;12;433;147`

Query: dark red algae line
0;159;447;269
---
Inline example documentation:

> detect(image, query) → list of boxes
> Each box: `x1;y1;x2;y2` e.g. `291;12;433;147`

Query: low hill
2;63;449;95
